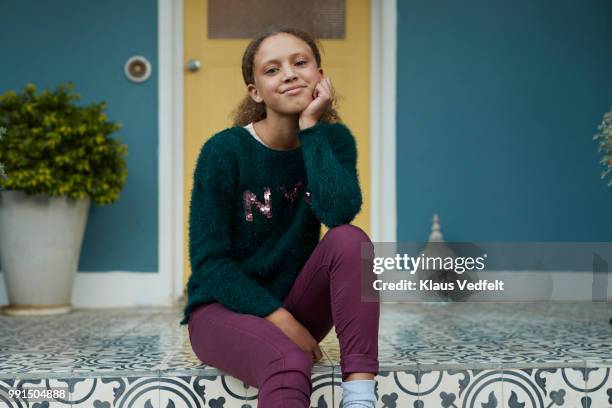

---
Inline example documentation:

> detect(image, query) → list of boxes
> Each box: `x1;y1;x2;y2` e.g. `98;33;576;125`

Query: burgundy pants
188;224;380;408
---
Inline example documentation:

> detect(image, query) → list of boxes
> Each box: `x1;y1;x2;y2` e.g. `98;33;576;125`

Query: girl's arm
188;140;282;317
297;122;363;228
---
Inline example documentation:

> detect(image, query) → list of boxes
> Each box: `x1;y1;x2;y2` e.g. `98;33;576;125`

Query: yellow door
183;0;371;286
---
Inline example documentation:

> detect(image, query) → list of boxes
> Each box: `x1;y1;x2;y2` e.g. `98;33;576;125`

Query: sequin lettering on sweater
280;181;303;206
243;187;272;221
244;182;311;221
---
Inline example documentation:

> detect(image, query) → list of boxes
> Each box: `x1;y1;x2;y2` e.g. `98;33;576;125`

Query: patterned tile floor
0;302;610;407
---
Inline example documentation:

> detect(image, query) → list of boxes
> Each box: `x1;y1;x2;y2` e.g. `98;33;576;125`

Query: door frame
158;0;397;303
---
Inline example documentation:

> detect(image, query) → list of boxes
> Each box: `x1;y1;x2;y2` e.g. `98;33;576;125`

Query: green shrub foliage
0;82;127;205
594;106;612;187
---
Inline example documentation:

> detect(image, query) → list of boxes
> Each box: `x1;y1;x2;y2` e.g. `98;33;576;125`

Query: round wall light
124;56;152;83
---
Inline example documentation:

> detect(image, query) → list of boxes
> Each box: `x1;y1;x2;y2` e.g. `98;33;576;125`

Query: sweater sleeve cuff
298;121;326;134
297;122;331;146
258;297;284;318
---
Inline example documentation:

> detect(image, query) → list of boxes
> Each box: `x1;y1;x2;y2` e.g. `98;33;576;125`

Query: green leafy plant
0;82;127;205
594;106;612;187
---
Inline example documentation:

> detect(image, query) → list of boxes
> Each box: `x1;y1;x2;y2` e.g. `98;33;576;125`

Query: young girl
180;26;380;408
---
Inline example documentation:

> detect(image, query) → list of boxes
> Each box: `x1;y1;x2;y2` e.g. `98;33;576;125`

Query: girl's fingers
322;77;335;101
317;82;332;101
320;78;330;94
311;79;334;106
312;347;323;363
315;83;327;99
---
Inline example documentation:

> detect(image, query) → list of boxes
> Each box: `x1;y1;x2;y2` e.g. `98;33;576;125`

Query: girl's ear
247;84;264;103
318;67;324;79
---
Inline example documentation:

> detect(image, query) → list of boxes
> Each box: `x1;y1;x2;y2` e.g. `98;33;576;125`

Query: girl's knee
325;224;371;244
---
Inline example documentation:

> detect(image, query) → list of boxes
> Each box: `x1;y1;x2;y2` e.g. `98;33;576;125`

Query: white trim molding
370;0;397;243
0;271;171;307
72;271;173;307
159;0;185;305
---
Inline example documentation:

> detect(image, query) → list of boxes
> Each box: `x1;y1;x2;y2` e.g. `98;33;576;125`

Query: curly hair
231;26;341;127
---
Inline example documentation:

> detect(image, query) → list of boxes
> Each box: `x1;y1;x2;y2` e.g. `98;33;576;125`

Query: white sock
341;379;376;408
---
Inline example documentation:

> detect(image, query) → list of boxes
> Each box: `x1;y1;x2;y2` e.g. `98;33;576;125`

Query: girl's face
247;33;323;117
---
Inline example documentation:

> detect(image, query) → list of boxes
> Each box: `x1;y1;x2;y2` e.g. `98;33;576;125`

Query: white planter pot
0;190;90;315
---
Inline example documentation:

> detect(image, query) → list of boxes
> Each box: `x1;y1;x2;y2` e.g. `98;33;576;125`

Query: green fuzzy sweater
180;122;362;325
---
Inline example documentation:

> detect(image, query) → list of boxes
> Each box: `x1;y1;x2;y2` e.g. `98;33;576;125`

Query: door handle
186;59;201;72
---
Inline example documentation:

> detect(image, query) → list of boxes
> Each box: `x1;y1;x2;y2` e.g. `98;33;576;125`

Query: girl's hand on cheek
298;77;335;130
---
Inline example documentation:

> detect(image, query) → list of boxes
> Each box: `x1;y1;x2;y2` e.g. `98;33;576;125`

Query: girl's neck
253;111;300;150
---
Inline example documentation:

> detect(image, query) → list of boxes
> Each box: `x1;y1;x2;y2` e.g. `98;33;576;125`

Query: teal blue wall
396;0;612;242
0;1;158;271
